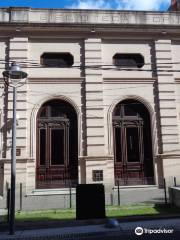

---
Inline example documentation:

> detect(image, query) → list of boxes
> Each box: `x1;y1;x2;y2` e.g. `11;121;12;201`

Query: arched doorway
36;99;78;189
113;99;154;185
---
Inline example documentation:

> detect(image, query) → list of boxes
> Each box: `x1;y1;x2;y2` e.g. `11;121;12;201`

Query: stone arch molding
29;95;81;158
107;95;156;156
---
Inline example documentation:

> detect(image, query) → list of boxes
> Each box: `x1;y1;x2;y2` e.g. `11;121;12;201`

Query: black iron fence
3;176;179;216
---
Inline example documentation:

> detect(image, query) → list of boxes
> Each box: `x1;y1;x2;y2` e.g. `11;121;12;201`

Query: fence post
7;188;10;223
110;193;113;206
117;180;120;206
69;186;72;209
164;178;168;205
19;183;22;211
174;177;177;187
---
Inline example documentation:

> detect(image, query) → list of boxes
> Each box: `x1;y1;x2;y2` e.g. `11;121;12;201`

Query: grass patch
16;209;76;222
12;204;180;222
107;204;180;217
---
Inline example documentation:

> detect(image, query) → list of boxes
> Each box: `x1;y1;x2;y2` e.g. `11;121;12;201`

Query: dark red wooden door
36;119;71;188
114;120;144;185
36;100;78;189
113;100;154;185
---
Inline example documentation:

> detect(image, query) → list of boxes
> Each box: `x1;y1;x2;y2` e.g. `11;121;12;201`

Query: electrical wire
1;57;180;119
0;58;180;70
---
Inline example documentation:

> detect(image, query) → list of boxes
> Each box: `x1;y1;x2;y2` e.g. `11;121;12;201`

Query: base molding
27;188;76;196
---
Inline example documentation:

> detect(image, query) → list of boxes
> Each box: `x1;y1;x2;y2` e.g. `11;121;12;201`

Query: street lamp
3;62;28;235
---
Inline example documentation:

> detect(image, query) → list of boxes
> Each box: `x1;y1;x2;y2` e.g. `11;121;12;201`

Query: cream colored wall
103;83;156;153
163;157;180;181
1;31;180;192
25;82;82;192
28;39;82;78
173;81;180;154
102;40;153;79
1;8;180;200
101;40;158;185
0;40;7;194
27;82;82;158
1;38;84;192
171;41;180;132
102;81;158;184
0;39;7;78
2;38;29;160
171;41;180;79
0;39;7;155
155;40;180;155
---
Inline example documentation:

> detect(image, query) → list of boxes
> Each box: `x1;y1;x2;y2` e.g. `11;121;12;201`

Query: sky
0;0;171;11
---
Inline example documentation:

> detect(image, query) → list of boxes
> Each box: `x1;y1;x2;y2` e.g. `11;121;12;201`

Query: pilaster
155;39;180;154
6;37;29;159
84;38;105;156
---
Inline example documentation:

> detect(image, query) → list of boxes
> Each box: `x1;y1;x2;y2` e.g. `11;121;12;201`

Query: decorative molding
27;188;76;196
29;95;82;158
0;158;35;163
1;8;180;27
157;153;180;158
28;78;84;84
79;155;114;161
103;78;156;83
38;118;70;128
174;78;180;82
106;95;157;156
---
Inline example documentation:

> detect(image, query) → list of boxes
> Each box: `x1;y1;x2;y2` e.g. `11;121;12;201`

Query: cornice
0;8;180;35
1;8;180;26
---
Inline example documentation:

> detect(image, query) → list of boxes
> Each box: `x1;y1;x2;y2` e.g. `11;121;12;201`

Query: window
41;52;74;67
92;170;103;182
113;53;144;68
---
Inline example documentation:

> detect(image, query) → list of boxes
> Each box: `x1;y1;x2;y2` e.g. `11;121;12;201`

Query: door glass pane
126;128;140;162
115;127;122;162
51;107;62;117
40;129;46;165
51;129;64;165
40;107;46;117
124;105;137;116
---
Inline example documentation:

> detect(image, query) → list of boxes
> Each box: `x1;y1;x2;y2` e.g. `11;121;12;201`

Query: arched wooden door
36;99;78;189
113;100;154;185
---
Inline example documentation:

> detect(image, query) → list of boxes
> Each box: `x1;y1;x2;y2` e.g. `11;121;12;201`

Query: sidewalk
0;217;180;240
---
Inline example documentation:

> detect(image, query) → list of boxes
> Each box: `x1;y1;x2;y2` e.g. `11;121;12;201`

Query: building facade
169;0;180;10
1;7;180;203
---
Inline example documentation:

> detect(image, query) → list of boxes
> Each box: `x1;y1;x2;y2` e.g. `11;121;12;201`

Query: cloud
116;0;170;11
70;0;111;9
68;0;170;11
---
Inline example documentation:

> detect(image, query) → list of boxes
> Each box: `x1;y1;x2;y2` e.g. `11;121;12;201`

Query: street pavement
0;217;180;240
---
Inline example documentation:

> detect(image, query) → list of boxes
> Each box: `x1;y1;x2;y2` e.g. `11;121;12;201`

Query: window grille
92;170;103;182
41;52;74;67
113;53;144;68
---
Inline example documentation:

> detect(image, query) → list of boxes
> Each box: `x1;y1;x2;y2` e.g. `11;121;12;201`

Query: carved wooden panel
113;100;154;185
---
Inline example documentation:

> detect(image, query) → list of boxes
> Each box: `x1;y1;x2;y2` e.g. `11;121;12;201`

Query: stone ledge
27;188;76;196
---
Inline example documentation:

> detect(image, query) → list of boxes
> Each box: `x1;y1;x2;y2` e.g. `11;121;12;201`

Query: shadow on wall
0;165;4;195
1;118;13;157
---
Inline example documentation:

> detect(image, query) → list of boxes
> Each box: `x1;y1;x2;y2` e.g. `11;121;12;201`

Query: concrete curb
1;217;180;240
117;213;180;222
0;232;107;240
0;213;180;233
0;225;120;240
